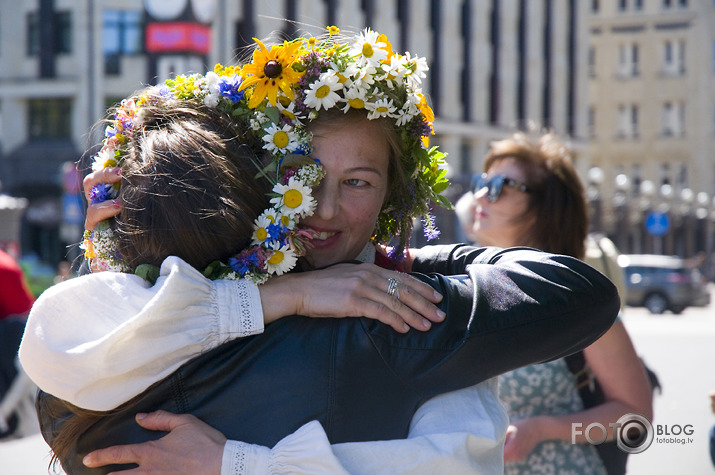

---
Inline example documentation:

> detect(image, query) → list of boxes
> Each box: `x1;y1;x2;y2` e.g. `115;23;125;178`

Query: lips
302;227;340;250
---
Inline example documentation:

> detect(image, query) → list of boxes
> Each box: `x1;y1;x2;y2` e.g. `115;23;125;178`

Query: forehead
310;118;391;171
487;157;528;182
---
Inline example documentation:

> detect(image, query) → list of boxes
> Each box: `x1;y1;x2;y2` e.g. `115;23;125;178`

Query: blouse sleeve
221;421;349;475
219;381;507;474
19;256;264;411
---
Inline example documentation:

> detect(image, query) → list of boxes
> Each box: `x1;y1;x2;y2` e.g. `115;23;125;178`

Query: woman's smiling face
301;117;390;269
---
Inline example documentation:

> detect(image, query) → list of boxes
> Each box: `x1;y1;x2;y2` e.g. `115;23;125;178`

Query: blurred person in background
0;248;34;320
0;249;38;440
456;131;653;475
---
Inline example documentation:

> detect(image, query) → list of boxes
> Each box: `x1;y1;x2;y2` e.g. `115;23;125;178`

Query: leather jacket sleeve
364;245;619;397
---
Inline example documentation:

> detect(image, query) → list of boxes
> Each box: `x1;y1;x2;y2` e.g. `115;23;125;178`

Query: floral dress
499;358;608;475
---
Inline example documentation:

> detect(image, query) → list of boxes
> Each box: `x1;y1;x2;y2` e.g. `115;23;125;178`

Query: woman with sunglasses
459;132;653;475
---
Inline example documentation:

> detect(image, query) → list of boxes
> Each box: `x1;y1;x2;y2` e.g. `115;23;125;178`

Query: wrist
259;274;299;324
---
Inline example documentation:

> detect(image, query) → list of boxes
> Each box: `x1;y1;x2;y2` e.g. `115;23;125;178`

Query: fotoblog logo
572;413;654;454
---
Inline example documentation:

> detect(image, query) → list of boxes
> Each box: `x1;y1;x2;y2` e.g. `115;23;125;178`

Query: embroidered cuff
215;279;265;343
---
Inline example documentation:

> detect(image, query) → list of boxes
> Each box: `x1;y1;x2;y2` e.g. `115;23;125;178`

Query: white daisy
265;241;298;276
381;54;409;89
349;28;388;67
92;148;117;171
276;100;304;125
404;52;429;86
350;64;377;92
251;215;274;246
366;97;397;120
262;124;299;155
338;86;368;113
304;71;344;111
395;92;421;126
257;208;279;225
270;176;316;217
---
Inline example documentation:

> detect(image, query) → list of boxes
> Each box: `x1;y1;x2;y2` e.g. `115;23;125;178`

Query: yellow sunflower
239;38;305;108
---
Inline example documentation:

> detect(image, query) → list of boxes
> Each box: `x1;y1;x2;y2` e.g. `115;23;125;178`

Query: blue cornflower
89;183;115;204
218;75;245;103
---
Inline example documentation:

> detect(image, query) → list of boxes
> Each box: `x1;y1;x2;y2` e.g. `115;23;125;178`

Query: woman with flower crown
21;27;619;475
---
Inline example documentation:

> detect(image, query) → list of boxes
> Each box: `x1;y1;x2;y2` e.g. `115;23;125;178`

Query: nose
312;181;340;221
473;186;490;204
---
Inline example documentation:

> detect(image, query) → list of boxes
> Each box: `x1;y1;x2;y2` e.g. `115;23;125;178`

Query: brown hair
484;132;588;259
50;92;271;470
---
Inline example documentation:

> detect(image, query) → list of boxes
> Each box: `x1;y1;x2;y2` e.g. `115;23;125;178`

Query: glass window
635;0;643;9
27;13;39;55
631;105;639;138
27;11;72;55
103;10;143;75
592;0;599;13
588;46;596;77
56;11;72;54
632;44;639;76
28;98;72;139
619;0;627;11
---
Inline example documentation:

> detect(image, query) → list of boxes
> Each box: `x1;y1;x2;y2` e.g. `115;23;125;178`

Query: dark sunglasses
471;173;531;202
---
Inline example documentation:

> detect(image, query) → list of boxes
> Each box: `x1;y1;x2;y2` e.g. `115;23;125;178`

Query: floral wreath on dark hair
83;26;451;283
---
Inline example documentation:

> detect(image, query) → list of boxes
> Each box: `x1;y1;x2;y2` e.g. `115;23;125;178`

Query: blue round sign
645;211;669;237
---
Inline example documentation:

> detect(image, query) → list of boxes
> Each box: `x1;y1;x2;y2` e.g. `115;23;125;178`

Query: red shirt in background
0;249;34;319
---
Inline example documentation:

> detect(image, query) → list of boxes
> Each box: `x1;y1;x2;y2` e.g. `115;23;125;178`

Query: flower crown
82;26;450;283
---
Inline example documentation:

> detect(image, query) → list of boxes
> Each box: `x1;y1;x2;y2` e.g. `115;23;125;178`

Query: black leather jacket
38;245;619;474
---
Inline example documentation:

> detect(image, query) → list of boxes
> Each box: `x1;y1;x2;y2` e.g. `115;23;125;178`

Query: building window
619;0;627;11
618;43;638;77
27;11;72;56
27;13;39;55
56;12;72;54
28;99;72;139
663;102;674;136
663;0;672;8
635;0;643;9
631;105;639;138
103;10;143;76
678;0;687;6
588;106;596;138
592;0;599;13
588;46;596;77
663;40;684;75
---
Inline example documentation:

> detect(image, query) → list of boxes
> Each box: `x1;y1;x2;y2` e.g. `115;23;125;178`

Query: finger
83;167;122;199
354;298;411;333
400;274;443;303
359;284;433;332
83;443;144;468
85;200;121;231
392;279;446;323
134;410;188;432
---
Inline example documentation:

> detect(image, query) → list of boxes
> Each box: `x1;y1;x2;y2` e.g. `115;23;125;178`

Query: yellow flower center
283;189;303;209
256;228;267;241
377;106;389;114
268;250;284;265
281;215;291;226
348;98;365;109
273;131;290;149
316;85;331;99
362;43;374;58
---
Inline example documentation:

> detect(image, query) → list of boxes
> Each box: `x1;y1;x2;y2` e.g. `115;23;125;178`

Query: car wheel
644;293;668;314
670;305;685;314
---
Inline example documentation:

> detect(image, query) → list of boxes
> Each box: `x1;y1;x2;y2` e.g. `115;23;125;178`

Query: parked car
617;254;711;314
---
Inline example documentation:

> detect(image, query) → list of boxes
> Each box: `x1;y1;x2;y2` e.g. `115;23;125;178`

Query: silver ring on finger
386;277;400;301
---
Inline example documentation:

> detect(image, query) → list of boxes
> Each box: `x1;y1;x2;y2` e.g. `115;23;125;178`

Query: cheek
347;199;383;238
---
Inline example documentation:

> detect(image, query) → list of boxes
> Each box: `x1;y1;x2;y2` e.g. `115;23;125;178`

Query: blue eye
345;178;368;187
